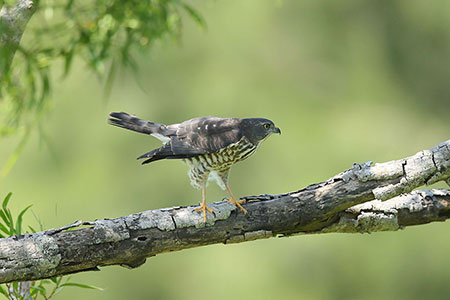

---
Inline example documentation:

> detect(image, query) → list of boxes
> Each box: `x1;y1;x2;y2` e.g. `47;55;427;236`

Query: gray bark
0;140;449;284
0;0;37;81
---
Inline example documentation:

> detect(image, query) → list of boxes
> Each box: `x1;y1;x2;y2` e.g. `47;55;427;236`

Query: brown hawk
108;112;281;222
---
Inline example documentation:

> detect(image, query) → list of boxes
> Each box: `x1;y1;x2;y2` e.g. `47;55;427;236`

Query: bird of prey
108;112;281;222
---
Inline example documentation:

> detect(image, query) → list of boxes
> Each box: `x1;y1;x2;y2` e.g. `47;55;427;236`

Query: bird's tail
108;112;168;135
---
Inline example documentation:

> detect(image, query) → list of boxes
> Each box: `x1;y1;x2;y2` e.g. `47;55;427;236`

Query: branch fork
0;139;449;283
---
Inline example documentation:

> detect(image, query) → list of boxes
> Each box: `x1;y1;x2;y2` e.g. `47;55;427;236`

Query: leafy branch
0;0;205;176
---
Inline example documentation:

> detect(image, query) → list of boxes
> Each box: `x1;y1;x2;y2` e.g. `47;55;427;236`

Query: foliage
0;193;102;299
0;0;204;177
0;0;204;136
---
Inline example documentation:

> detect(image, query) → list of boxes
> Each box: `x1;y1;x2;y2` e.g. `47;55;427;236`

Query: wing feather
137;117;243;164
171;117;243;156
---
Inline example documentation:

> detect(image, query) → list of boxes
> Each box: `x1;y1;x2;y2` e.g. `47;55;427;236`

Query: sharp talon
224;185;247;214
237;198;246;205
225;197;247;214
194;202;213;222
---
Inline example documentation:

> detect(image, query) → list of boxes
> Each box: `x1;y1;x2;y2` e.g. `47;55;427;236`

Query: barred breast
184;137;257;189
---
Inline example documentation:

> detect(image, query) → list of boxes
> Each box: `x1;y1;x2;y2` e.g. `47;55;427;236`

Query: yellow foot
225;197;247;214
194;202;214;222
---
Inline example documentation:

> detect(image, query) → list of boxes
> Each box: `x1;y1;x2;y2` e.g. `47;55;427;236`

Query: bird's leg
194;185;213;222
224;184;247;214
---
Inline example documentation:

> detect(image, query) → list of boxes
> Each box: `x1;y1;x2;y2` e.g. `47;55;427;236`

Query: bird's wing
170;117;243;156
137;117;243;164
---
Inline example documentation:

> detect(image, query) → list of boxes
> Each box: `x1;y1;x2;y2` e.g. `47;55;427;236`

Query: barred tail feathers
108;112;167;136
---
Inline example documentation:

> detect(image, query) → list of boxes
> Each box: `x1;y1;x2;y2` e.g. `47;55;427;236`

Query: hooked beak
273;127;281;134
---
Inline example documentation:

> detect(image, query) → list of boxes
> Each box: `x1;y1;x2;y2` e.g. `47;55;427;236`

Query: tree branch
0;0;37;81
0;140;449;283
314;189;449;234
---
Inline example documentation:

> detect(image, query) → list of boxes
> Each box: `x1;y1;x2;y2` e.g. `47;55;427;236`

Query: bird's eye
263;123;270;130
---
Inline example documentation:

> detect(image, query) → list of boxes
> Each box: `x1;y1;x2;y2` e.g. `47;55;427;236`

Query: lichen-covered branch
0;0;37;81
0;140;449;283
315;189;450;234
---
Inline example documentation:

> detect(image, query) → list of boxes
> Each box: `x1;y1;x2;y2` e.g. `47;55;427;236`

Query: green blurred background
1;0;450;299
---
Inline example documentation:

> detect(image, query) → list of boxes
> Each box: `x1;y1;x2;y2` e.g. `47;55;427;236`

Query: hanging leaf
178;2;206;29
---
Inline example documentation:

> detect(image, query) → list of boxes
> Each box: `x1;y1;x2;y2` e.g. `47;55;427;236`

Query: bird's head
241;118;281;144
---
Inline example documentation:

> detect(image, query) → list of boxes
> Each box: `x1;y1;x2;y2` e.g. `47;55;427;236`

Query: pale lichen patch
0;234;60;282
319;211;399;234
126;210;175;231
93;219;129;243
172;202;235;229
